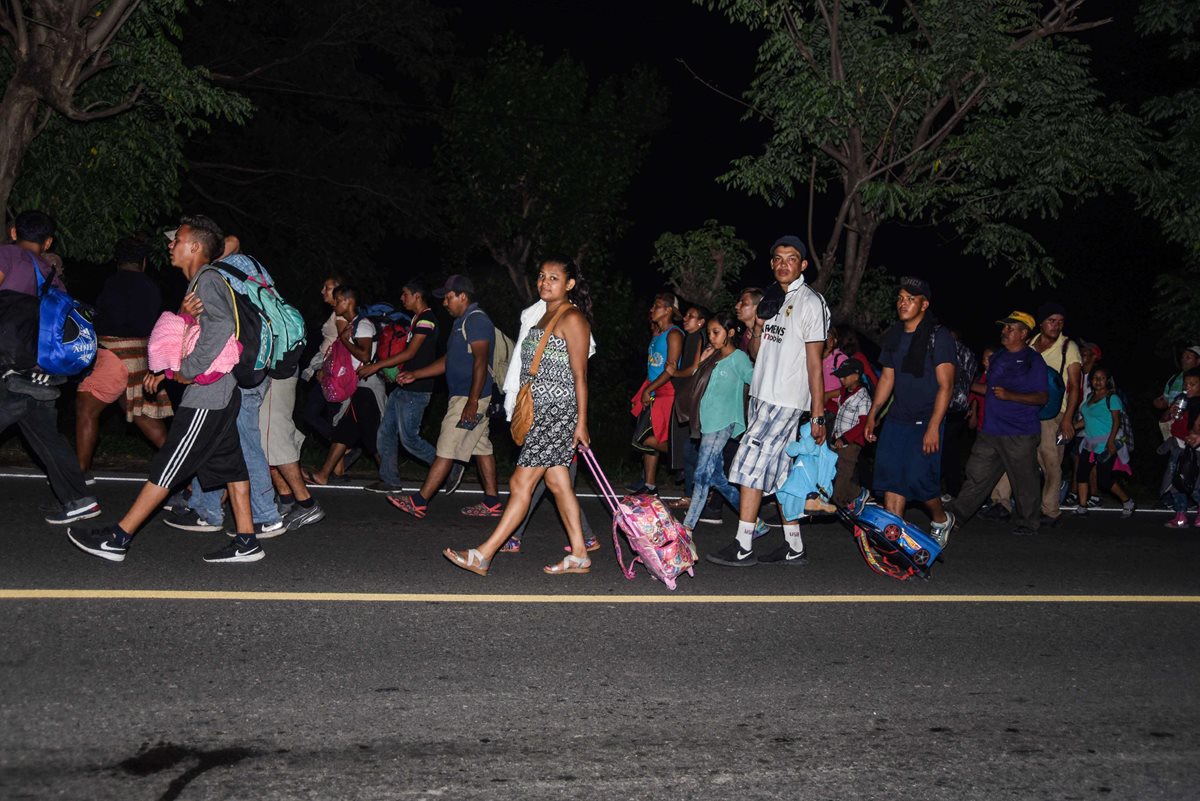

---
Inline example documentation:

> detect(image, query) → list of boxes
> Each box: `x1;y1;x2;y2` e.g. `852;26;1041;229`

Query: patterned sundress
515;327;577;468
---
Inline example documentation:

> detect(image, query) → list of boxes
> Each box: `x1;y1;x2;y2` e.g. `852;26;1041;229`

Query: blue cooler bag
842;504;942;581
35;261;96;376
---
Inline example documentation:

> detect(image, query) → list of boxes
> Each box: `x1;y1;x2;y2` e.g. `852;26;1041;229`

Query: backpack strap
196;267;240;341
461;308;495;377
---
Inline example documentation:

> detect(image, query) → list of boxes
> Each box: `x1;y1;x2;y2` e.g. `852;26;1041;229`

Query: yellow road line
1;590;1198;603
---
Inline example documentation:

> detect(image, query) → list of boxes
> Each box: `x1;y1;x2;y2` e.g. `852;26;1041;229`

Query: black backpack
196;268;270;388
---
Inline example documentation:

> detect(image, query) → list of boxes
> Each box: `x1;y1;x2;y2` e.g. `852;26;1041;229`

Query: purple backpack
580;446;697;590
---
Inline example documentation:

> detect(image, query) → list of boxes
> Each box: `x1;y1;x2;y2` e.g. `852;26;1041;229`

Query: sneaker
1039;514;1060;529
1063;491;1079;507
930;511;955;548
752;518;770;539
634;485;659;497
847;488;870;517
203;542;265;563
364;480;405;494
698;495;723;525
979;503;1011;521
44;499;101;526
83;472;96;486
1072;505;1088;516
705;540;758;567
625;480;650;494
940;493;954;504
162;508;224;532
387;494;427;519
226;520;286;539
461;501;503;517
67;526;127;562
759;544;809;565
283;501;326;531
1012;526;1036;536
1120;500;1136;519
1087;495;1102;509
443;462;466;495
1165;513;1188;529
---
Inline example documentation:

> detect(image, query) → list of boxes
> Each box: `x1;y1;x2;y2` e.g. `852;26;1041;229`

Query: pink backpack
579;446;697;590
320;339;357;403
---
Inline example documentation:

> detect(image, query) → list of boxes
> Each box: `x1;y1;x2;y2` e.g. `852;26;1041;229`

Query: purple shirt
983;345;1048;437
0;245;65;296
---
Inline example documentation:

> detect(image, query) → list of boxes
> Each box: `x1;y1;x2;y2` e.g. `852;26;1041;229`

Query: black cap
900;276;932;300
832;358;864;378
432;274;475;298
770;235;808;259
1036;301;1066;323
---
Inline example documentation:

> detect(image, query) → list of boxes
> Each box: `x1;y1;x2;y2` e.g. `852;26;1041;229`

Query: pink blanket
147;312;241;384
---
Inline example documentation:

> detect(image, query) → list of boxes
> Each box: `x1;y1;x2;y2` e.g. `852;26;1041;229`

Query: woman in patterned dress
444;259;593;576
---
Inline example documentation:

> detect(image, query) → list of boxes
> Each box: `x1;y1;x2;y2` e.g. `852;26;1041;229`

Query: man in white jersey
707;235;830;567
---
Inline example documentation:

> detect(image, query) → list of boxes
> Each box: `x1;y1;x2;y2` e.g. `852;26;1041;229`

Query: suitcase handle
578;445;636;580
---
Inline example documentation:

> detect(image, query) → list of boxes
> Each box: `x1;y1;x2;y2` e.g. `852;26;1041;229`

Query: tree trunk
0;81;41;221
834;216;879;326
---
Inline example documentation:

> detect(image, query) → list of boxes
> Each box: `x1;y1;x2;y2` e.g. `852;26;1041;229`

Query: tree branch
677;58;776;125
85;0;140;62
54;84;143;121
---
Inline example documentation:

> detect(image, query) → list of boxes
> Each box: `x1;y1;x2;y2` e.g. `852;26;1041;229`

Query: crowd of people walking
1;209;1195;574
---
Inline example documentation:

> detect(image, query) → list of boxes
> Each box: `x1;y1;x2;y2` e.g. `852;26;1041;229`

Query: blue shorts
873;419;944;502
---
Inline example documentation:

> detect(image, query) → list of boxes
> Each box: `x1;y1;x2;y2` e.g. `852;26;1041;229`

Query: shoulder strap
1060;337;1069;374
196;267;240;340
528;304;573;378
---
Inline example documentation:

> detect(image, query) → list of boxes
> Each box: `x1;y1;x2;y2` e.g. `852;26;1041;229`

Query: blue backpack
34;259;96;376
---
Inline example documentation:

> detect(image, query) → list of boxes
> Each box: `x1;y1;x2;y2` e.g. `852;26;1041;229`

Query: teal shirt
1080;392;1122;441
699;349;754;437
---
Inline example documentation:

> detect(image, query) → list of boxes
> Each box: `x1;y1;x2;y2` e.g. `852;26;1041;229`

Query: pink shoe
1193;514;1200;528
1165;513;1188;529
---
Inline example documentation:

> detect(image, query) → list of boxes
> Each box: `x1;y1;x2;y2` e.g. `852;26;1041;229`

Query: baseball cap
432;274;475;298
1187;345;1200;358
1037;301;1066;322
996;311;1036;330
163;228;177;243
832;358;864;378
899;276;932;300
770;235;808;259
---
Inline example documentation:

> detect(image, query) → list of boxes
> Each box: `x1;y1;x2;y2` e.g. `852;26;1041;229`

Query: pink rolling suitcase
579;446;697;590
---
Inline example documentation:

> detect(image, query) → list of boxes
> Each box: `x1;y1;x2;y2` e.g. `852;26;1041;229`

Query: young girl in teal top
682;315;763;533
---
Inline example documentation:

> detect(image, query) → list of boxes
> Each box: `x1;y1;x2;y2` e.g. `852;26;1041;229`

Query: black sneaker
705;540;758;567
163;508;224;532
226;520;286;539
44;498;101;526
443;462;466;495
979;503;1011;521
283;501;326;531
1039;514;1060;529
1012;526;1036;536
67;526;127;562
698;497;724;525
759;544;809;566
203;541;265;563
364;480;405;494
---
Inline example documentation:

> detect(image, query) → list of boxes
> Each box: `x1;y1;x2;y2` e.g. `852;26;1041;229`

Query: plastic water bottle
1171;395;1187;421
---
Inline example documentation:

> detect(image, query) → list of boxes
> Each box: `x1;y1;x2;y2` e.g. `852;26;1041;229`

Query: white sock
735;520;755;550
784;523;804;553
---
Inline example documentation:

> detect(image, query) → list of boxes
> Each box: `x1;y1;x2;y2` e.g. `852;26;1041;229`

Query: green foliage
436;36;666;300
1136;0;1200;342
701;0;1141;320
3;0;250;261
652;219;753;310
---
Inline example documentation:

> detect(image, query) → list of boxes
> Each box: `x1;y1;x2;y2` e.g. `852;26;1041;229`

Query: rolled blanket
147;311;241;384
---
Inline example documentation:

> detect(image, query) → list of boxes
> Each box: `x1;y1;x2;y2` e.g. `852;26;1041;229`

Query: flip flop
301;468;328;486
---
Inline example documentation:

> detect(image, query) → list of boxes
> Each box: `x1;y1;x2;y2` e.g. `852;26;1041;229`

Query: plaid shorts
729;398;805;494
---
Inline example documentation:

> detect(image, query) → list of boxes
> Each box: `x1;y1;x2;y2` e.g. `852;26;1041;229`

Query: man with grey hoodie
68;214;262;564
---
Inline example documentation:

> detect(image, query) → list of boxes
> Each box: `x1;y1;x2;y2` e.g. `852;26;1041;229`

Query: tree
698;0;1142;325
653;219;753;310
1135;0;1200;342
0;0;249;260
436;36;666;303
176;0;453;302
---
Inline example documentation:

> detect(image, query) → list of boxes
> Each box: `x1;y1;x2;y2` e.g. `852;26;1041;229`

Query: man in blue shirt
864;277;957;544
946;311;1048;536
389;275;503;518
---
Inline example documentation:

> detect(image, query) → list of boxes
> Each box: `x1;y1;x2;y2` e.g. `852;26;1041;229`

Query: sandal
667;497;691;510
563;536;600;553
301;468;328;486
499;537;522;554
444;548;489;576
544;554;591;575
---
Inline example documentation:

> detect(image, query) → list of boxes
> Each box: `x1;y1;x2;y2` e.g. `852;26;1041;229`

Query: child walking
680;315;765;535
829;358;872;507
1163;368;1200;528
1073;366;1135;518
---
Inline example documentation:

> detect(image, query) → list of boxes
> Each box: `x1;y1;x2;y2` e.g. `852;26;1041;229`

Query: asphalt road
1;469;1198;800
